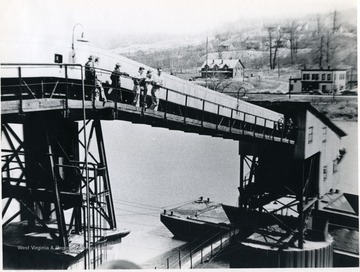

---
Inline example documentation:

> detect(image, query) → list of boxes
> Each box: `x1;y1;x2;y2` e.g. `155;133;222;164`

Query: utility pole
278;58;280;77
333;10;337;34
289;76;291;99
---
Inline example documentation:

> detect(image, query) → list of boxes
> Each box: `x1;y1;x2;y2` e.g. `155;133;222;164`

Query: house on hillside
245;40;261;50
289;67;348;94
200;59;245;79
218;41;235;52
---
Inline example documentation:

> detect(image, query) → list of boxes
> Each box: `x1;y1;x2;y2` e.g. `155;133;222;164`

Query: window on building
323;165;328;181
339;74;345;80
333;160;338;173
322;127;327;142
303;73;310;80
308;126;313;144
311;74;319;80
327;74;331;81
322;74;325;80
54;54;63;63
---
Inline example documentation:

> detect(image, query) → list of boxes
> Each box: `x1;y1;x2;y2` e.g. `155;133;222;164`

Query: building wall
304;111;342;196
300;70;347;93
333;71;347;91
289;79;302;93
200;61;243;79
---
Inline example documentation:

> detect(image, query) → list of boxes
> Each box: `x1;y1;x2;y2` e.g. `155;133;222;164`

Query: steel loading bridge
1;62;296;269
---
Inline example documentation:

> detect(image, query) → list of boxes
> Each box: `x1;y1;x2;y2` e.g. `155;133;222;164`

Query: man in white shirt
94;57;107;102
150;68;164;110
132;67;146;107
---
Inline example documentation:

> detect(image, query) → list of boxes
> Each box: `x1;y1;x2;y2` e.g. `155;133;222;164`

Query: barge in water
160;197;231;241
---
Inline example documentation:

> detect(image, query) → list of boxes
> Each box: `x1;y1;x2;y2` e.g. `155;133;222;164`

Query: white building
289;68;347;94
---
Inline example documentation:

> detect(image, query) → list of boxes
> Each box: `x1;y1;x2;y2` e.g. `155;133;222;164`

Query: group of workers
132;67;164;110
85;55;164;110
276;117;294;138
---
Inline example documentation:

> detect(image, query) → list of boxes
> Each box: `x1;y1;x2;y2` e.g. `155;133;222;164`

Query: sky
0;0;357;47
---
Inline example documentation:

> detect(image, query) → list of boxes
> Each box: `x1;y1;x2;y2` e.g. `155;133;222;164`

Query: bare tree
313;14;325;68
325;29;336;66
267;27;273;69
314;36;325;68
312;13;336;68
288;20;299;65
217;46;224;59
272;29;284;69
316;14;322;38
267;26;283;70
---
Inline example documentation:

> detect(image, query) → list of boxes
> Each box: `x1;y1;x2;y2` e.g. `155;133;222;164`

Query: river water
94;120;358;268
2;119;357;269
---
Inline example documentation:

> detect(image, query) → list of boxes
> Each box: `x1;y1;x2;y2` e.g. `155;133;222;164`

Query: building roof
250;101;347;137
219;41;233;47
200;59;244;69
301;68;347;72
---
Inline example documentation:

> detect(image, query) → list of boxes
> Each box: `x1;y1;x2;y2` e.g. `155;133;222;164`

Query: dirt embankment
245;94;358;122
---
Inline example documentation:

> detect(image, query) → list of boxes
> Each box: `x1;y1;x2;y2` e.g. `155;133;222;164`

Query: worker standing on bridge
277;117;284;137
93;57;107;103
150;68;164;110
132;67;146;107
85;55;95;98
142;70;153;109
109;63;129;103
285;118;294;139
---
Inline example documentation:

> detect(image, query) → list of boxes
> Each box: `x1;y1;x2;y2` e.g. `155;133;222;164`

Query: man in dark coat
84;55;95;99
109;63;129;103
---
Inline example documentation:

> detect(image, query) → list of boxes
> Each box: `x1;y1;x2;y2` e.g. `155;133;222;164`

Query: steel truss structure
2;115;116;255
238;153;318;250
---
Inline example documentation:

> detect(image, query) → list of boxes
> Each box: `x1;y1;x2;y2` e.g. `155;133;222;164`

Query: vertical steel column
216;105;220;130
184;94;188;124
65;65;69;117
81;65;91;269
93;119;116;229
164;88;169;120
298;160;305;249
201;100;205;127
46;129;69;247
248;156;256;184
18;66;23;114
253;116;257;137
239;154;244;208
242;113;246;134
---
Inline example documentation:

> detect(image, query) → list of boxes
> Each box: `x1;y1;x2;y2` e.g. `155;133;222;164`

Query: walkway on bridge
1;63;295;145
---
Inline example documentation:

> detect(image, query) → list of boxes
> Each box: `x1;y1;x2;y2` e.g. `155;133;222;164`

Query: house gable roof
201;59;244;69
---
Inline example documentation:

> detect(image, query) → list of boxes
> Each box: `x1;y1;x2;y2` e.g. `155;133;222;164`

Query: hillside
112;8;357;75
